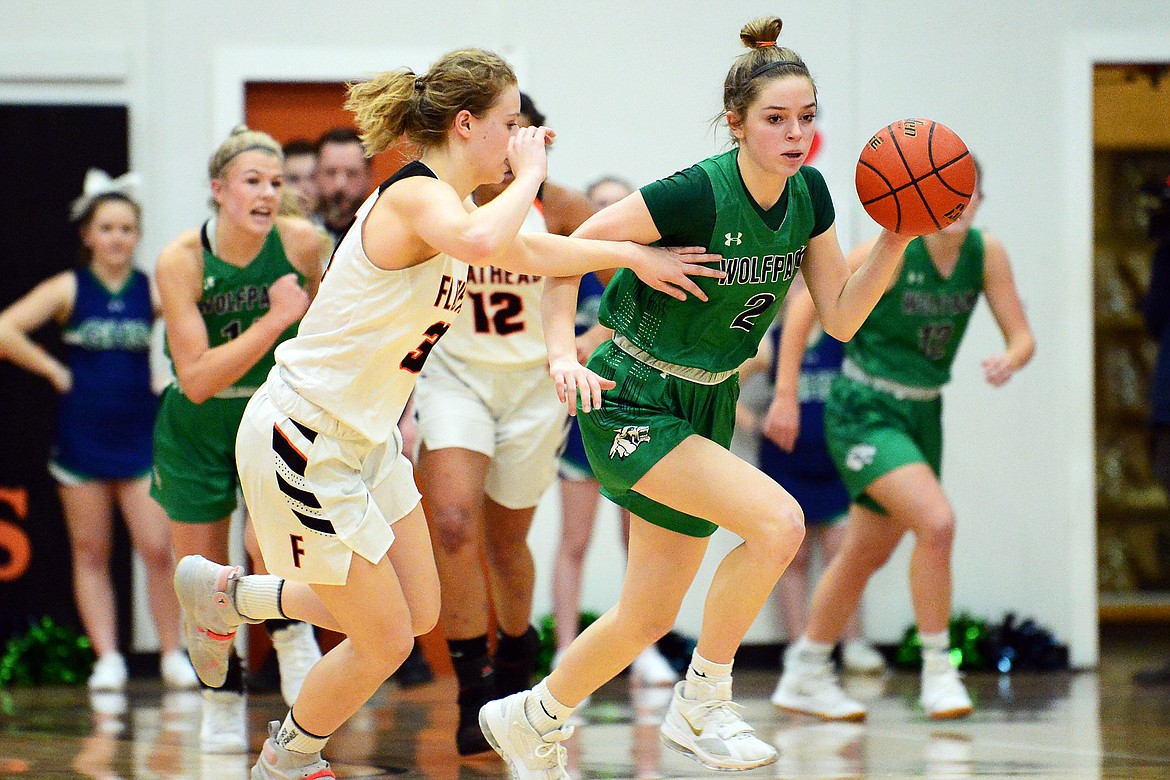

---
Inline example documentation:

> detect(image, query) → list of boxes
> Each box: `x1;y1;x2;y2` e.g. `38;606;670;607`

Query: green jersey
848;228;985;387
184;224;302;391
598;149;833;374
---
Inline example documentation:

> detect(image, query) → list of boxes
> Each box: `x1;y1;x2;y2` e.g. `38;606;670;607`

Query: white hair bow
69;168;142;221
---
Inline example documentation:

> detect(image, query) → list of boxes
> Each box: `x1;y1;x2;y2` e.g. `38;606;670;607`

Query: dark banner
0;104;131;644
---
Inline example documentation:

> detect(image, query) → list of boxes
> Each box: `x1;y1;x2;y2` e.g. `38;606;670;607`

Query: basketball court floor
2;629;1169;779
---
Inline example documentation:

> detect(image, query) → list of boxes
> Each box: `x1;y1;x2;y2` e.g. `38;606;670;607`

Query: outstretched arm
800;225;910;341
0;272;75;393
980;233;1035;386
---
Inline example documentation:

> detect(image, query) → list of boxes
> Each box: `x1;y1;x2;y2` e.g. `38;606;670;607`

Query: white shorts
236;384;420;585
413;352;568;509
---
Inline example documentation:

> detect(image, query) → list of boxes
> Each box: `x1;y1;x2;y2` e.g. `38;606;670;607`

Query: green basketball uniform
825;229;985;511
580;149;833;536
151;224;304;523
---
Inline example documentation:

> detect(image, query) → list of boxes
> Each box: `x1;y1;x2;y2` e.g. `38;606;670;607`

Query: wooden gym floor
2;625;1169;779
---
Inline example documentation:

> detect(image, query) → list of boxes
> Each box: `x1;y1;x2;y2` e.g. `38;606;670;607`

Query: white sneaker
771;658;867;721
201;689;247;754
479;691;574;780
88;653;127;691
271;622;322;706
842;640;886;675
630;646;679;687
660;680;776;770
161;650;199;689
174;555;258;688
920;654;973;720
251;719;334;779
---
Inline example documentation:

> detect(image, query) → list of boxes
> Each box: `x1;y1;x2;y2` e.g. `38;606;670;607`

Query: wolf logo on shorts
610;425;651;459
845;443;877;472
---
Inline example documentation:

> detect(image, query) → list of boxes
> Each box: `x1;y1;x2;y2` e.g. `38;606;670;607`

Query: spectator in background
313;128;372;246
282;139;320;218
586;176;635;212
0;169;196;692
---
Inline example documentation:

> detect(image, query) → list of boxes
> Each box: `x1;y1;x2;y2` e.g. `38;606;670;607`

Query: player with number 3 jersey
172;48;721;779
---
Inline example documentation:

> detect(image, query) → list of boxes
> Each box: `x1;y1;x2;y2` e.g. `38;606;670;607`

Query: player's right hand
507;126;550;184
631;245;725;302
549;355;615;415
267;273;311;327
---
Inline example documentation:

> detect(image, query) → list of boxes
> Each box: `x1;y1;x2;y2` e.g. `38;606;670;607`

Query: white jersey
432;201;548;368
271;162;469;445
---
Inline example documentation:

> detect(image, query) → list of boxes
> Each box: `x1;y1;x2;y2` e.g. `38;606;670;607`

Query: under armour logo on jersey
907;271;926;285
610;425;651;459
203;276;216;292
845;443;877;472
724;232;743;246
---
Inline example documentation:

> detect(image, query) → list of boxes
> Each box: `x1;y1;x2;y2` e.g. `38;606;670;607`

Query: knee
749;501;805;563
71;538;111;570
634;616;677;646
848;542;894;576
556;532;590;566
617;605;678;646
353;624;415;677
431;506;476;556
485;536;529;572
138;538;176;572
916;510;957;552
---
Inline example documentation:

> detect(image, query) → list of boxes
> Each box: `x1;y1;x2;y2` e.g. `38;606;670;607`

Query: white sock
919;631;952;668
235;575;285;621
524;680;573;736
684;651;732;700
275;710;329;754
789;636;834;667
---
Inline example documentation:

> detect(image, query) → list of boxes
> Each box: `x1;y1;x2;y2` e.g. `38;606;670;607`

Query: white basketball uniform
236;162;469;584
413;200;568;509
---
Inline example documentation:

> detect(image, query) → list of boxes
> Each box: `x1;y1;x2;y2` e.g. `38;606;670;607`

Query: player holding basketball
480;16;916;778
171;48;722;779
772;159;1035;720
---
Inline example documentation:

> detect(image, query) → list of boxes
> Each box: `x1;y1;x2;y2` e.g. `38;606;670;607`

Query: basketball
855;118;976;236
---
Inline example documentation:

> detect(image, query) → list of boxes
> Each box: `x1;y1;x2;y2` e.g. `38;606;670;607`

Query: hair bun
739;16;783;49
230;124;251;136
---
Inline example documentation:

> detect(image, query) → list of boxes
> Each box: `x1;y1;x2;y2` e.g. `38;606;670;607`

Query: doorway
1093;63;1170;622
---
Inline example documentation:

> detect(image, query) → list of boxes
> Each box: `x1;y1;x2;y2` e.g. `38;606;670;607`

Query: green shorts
577;340;738;537
150;385;250;523
823;375;942;514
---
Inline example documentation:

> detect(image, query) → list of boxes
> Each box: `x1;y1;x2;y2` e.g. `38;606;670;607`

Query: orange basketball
855;118;976;236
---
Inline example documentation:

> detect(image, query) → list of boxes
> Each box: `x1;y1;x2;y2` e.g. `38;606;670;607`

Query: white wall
7;0;1170;668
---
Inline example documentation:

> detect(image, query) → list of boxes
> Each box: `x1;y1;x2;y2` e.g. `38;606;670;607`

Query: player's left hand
550;355;615;415
982;353;1016;387
630;245;725;302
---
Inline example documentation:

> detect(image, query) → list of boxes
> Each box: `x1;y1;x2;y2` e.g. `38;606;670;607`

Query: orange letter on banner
0;486;31;581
